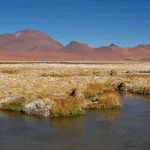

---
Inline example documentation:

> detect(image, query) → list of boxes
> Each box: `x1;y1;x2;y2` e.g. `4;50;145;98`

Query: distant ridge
0;29;150;60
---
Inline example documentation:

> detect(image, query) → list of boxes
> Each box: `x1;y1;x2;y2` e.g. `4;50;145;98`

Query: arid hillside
0;29;150;60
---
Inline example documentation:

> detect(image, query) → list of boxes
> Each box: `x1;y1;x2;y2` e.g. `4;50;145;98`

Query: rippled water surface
0;95;150;150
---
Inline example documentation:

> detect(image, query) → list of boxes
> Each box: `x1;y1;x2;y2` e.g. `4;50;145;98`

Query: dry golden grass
86;92;121;109
83;83;104;99
0;62;149;117
129;86;150;95
98;92;121;109
0;66;32;74
0;97;26;112
50;97;85;118
0;90;5;99
121;74;150;79
0;67;22;74
83;82;115;99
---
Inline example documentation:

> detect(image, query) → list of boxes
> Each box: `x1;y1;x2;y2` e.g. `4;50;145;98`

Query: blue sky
0;0;150;47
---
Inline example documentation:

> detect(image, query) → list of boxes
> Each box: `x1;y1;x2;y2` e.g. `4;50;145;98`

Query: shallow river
0;94;150;150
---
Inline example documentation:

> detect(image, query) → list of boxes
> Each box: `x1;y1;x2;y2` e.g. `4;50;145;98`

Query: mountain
59;41;93;53
109;44;121;50
0;29;150;60
0;29;63;52
121;44;150;60
91;44;124;59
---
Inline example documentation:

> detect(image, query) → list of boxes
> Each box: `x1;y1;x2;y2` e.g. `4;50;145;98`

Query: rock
82;100;99;109
126;71;131;74
70;88;76;97
81;100;91;109
91;97;99;102
118;83;128;91
110;70;118;76
0;97;15;104
21;100;55;117
82;96;99;109
40;72;49;77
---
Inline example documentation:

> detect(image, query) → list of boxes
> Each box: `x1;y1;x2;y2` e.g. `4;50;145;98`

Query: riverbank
0;61;150;117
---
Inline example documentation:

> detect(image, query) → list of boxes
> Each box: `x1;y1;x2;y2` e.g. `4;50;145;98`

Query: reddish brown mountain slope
59;41;93;53
0;29;150;60
0;29;63;52
91;44;125;59
127;45;150;58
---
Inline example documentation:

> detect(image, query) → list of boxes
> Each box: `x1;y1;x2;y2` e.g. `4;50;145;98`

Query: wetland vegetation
0;61;150;118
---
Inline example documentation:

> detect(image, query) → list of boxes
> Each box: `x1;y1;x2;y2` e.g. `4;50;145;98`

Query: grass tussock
84;83;115;99
139;70;150;73
0;97;27;112
98;92;121;109
86;92;121;109
123;74;150;79
0;67;26;74
50;97;86;118
110;70;118;76
130;86;150;95
0;91;5;99
84;83;104;99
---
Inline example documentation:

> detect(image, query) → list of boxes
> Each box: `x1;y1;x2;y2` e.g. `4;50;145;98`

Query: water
0;95;150;150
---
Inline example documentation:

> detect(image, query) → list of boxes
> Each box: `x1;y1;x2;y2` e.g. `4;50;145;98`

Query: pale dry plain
0;61;150;117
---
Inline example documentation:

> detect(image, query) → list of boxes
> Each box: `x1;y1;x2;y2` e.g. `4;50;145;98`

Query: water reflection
119;91;134;100
135;95;150;101
96;109;120;121
0;110;48;122
121;92;150;101
0;111;21;118
51;117;83;134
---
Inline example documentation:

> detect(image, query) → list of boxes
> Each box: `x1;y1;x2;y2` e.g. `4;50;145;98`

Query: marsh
0;95;150;150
